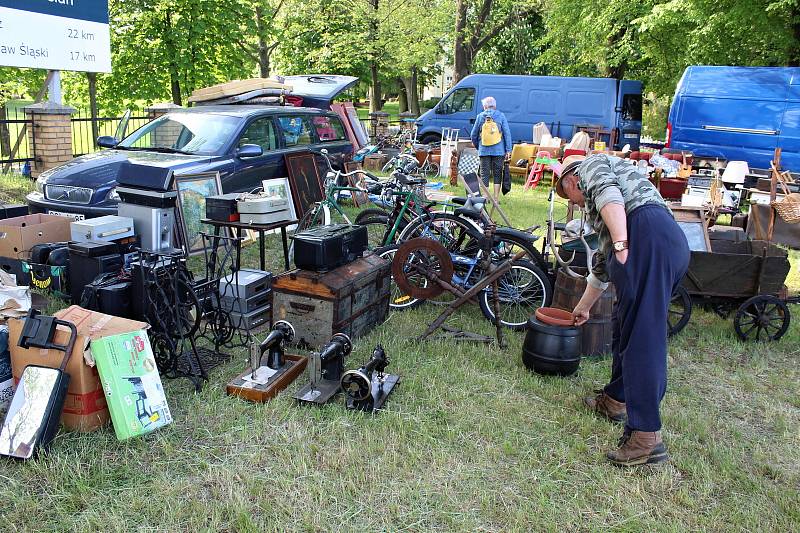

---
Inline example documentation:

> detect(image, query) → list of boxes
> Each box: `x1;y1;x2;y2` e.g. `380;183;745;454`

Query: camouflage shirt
578;154;669;290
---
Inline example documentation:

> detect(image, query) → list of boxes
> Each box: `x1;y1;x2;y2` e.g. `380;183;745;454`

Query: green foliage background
2;0;800;136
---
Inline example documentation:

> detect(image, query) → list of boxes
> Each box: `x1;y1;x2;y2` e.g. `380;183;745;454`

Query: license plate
47;210;85;221
624;133;638;139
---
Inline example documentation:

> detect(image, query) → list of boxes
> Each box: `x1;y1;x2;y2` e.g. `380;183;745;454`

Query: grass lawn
1;175;798;531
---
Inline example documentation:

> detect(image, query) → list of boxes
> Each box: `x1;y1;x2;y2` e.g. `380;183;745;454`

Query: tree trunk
164;11;182;105
790;7;800;66
398;79;409;113
0;106;11;159
87;72;99;144
255;5;271;77
453;0;470;83
369;0;382;112
410;66;420;115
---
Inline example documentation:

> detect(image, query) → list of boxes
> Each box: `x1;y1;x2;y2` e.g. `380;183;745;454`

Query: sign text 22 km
0;0;111;73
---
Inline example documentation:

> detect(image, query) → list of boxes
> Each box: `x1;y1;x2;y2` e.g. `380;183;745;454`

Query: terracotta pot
534;307;575;327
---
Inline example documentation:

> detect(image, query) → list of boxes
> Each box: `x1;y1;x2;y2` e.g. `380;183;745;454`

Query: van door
616;80;642;150
777;75;800;171
430;86;477;138
230;116;283;192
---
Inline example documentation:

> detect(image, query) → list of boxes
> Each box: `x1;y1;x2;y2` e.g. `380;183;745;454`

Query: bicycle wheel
376;245;424;310
479;260;553;330
424;162;439;178
491;233;548;273
355;207;390;223
357;215;392;249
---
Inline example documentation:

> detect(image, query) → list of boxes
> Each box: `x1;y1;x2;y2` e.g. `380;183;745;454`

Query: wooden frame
344;161;369;207
174;171;224;255
672;206;711;252
285;151;324;217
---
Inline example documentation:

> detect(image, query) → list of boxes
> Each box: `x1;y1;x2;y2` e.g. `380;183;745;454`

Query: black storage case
96;282;133;318
293;224;368;272
206;193;241;222
116;161;174;192
68;240;119;258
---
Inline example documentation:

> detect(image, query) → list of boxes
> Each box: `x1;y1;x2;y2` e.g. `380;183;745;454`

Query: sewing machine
340;345;400;413
293;333;352;405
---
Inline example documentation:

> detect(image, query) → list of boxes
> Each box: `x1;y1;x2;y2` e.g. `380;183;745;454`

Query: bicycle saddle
396;172;427;187
454;196;485;220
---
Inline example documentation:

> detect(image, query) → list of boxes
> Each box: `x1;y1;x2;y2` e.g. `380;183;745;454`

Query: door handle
469;119;475;124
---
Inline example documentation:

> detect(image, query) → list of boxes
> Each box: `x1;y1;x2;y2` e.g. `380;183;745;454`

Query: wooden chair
508;143;538;179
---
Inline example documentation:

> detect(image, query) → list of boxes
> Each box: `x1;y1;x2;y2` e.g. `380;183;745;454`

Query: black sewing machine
293;333;352;405
340;345;400;413
226;320;308;402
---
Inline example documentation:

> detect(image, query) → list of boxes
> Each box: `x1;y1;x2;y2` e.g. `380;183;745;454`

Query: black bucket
522;317;582;376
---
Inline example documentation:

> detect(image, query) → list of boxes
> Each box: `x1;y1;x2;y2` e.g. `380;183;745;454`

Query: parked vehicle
27;76;358;219
667;66;800;170
414;74;642;150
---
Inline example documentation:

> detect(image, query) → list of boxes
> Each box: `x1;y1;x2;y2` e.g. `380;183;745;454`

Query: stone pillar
145;103;183;148
25;101;76;179
369;111;389;141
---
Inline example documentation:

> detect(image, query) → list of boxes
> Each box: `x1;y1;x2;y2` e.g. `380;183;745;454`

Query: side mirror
236;144;263;158
320;148;328;155
97;136;118;148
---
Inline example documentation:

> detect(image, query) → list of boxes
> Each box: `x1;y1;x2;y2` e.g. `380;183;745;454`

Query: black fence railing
0;106;35;174
71;108;151;157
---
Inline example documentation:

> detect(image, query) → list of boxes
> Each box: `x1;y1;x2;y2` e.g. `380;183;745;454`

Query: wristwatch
612;240;628;252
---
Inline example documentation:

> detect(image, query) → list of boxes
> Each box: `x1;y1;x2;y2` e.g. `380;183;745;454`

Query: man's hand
614;249;628;265
572;304;590;326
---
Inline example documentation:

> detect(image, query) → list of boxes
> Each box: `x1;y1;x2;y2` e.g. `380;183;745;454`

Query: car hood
41;149;212;189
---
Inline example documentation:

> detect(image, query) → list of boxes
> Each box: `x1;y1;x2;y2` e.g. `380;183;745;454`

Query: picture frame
261;177;298;232
285;151;324;217
173;171;223;255
344;161;369;207
672;206;711;252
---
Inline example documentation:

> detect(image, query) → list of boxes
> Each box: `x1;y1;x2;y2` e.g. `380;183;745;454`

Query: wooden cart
668;239;795;341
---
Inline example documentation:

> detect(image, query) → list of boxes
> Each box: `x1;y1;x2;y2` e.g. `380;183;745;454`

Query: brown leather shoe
583;389;626;423
606;430;669;467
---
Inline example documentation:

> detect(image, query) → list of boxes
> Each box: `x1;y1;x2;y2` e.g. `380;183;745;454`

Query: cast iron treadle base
170;347;231;391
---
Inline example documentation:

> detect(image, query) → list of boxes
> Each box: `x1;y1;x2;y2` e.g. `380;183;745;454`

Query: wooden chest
271;254;391;349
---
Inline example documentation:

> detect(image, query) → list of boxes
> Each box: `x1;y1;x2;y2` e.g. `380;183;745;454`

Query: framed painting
285;151;324;217
261;177;298;231
174;171;223;255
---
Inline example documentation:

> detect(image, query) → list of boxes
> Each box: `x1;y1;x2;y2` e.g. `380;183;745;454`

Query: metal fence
71;107;151;157
0;106;35;174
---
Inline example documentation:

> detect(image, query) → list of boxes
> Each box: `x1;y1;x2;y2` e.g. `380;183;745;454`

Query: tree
238;0;287;78
472;11;546;75
453;0;541;82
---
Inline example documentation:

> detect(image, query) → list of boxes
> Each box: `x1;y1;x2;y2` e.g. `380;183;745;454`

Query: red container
658;178;687;200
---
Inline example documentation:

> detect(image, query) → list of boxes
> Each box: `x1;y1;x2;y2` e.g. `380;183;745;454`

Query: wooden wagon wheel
733;295;791;342
668;286;692;337
392;238;454;300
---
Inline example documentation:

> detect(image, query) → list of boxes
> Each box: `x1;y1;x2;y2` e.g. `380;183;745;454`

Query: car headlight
107;187;120;201
35;173;50;194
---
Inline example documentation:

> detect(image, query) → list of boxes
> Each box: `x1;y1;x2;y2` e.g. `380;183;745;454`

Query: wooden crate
272;254;390;349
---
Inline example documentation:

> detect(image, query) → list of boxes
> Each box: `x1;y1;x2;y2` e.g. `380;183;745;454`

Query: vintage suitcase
293;224;368;272
272;253;390;349
70;215;135;242
206;193;241;222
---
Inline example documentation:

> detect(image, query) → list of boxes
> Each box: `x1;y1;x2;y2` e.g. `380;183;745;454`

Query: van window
312;116;346;142
277;115;314;146
238;117;277;153
437;88;476;115
621;94;642;121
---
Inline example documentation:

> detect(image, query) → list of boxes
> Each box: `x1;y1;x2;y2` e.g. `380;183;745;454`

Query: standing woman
470;96;512;201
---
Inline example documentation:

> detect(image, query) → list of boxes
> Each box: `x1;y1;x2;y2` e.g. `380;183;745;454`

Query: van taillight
665;122;672;147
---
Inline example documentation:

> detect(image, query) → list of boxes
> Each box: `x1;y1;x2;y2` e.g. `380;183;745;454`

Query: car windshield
118;113;240;155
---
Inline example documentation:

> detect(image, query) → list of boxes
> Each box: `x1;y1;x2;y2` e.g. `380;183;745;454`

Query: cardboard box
91;330;172;440
0;214;71;259
9;306;149;432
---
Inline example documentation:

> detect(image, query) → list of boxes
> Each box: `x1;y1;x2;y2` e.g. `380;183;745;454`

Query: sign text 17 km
0;0;111;73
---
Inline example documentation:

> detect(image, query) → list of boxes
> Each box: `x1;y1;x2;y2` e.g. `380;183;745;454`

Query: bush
421;97;441;111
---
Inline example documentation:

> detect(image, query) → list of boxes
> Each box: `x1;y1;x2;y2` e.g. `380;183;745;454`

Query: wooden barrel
551;267;615;357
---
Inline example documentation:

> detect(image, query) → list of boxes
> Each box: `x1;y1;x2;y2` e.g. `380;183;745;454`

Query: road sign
0;0;111;73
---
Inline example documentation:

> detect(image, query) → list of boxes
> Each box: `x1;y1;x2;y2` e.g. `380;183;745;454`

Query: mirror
236;144;263;158
97;136;118;148
320;148;328;155
0;366;62;459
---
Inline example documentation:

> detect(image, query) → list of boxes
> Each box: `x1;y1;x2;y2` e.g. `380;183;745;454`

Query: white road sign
0;0;111;72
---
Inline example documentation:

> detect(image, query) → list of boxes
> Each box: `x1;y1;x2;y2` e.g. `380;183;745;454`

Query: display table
201;218;298;271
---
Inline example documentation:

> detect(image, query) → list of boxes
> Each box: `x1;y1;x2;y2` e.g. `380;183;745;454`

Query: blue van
667;66;800;170
415;74;642;150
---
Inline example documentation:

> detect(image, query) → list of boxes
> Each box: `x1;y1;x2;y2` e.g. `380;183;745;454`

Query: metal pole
47;70;62;105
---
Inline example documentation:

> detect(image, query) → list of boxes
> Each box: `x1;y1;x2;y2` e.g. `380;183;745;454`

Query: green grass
0;171;34;204
1;174;799;531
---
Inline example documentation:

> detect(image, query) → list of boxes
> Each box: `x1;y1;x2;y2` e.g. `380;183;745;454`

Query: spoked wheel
668;286;692;337
392;238;454;302
377;245;425;310
151;332;178;375
479;260;552;330
733;295;791;341
209;307;235;344
398;212;482;255
424;162;439;177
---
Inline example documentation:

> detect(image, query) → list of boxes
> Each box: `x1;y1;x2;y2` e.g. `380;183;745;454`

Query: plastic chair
525;150;552;191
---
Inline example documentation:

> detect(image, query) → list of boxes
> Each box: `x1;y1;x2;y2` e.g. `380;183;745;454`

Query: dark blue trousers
603;205;690;432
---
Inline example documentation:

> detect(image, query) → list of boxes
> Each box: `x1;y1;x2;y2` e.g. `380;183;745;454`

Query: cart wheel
668;286;692;337
733;295;791;342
